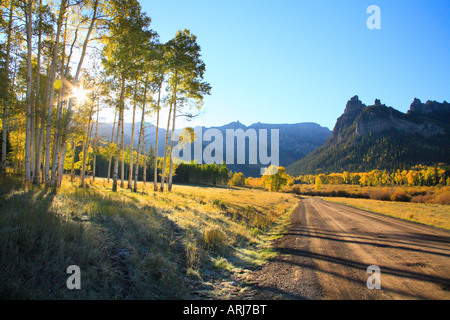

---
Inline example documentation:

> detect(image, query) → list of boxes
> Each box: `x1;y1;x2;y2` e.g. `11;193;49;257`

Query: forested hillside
287;96;450;175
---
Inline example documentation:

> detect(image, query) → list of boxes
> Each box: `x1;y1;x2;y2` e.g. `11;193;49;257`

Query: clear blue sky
139;0;450;130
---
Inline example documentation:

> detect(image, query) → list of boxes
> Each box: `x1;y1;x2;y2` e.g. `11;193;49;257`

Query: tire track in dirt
242;200;323;300
244;197;450;300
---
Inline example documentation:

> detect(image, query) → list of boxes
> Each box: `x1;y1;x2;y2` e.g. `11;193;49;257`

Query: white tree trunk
24;0;33;183
43;0;67;184
107;110;118;183
33;0;43;184
133;79;148;191
112;76;125;192
128;81;138;188
92;99;100;182
153;84;162;191
56;0;99;187
168;77;178;192
160;102;173;192
1;0;14;176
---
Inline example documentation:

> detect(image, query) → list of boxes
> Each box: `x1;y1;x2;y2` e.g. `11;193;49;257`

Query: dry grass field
323;197;450;230
0;176;298;299
289;184;450;205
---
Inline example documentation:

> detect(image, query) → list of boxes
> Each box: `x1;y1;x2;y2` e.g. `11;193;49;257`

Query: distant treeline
174;162;229;185
295;164;450;187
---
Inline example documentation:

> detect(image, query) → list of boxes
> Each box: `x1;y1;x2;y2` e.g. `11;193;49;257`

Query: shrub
229;172;245;187
390;191;411;202
214;256;230;270
291;185;301;195
212;199;226;209
411;192;434;203
186;240;201;270
336;190;350;197
429;192;450;205
203;227;227;251
370;189;392;201
352;191;370;199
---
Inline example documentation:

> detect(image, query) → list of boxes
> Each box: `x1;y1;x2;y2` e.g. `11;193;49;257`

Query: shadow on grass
0;177;291;300
0;178;187;300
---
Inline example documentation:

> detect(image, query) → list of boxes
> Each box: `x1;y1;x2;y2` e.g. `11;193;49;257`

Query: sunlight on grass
0;176;298;299
323;197;450;230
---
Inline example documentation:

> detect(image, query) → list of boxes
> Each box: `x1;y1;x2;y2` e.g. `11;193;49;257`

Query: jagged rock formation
409;98;450;118
287;96;450;175
332;96;447;144
332;95;367;143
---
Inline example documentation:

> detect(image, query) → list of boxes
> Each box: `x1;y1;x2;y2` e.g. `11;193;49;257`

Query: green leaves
102;0;156;78
166;29;211;104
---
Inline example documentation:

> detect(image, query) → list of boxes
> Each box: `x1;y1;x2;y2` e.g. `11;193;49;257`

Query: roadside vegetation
0;175;298;299
242;165;450;205
271;165;449;206
245;165;450;230
288;183;450;205
283;175;450;229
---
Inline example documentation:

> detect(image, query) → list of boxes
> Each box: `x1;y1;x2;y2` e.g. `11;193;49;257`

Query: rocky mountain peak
288;96;450;175
344;95;366;115
331;96;449;144
409;98;449;117
332;96;367;142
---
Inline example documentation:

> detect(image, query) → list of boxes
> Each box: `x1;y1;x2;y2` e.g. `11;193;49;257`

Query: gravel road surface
246;197;450;300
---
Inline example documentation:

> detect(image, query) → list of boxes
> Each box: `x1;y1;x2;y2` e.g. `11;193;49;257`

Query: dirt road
245;197;450;300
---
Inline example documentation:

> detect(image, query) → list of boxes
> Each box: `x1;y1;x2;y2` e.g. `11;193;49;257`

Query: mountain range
96;120;332;177
287;96;450;175
96;96;449;177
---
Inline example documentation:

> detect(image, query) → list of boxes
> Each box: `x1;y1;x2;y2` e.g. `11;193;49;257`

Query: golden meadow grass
0;176;298;299
323;197;450;230
289;183;450;205
2;174;447;299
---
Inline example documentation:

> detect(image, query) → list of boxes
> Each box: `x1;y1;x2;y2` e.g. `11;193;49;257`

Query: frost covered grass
0;176;298;299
